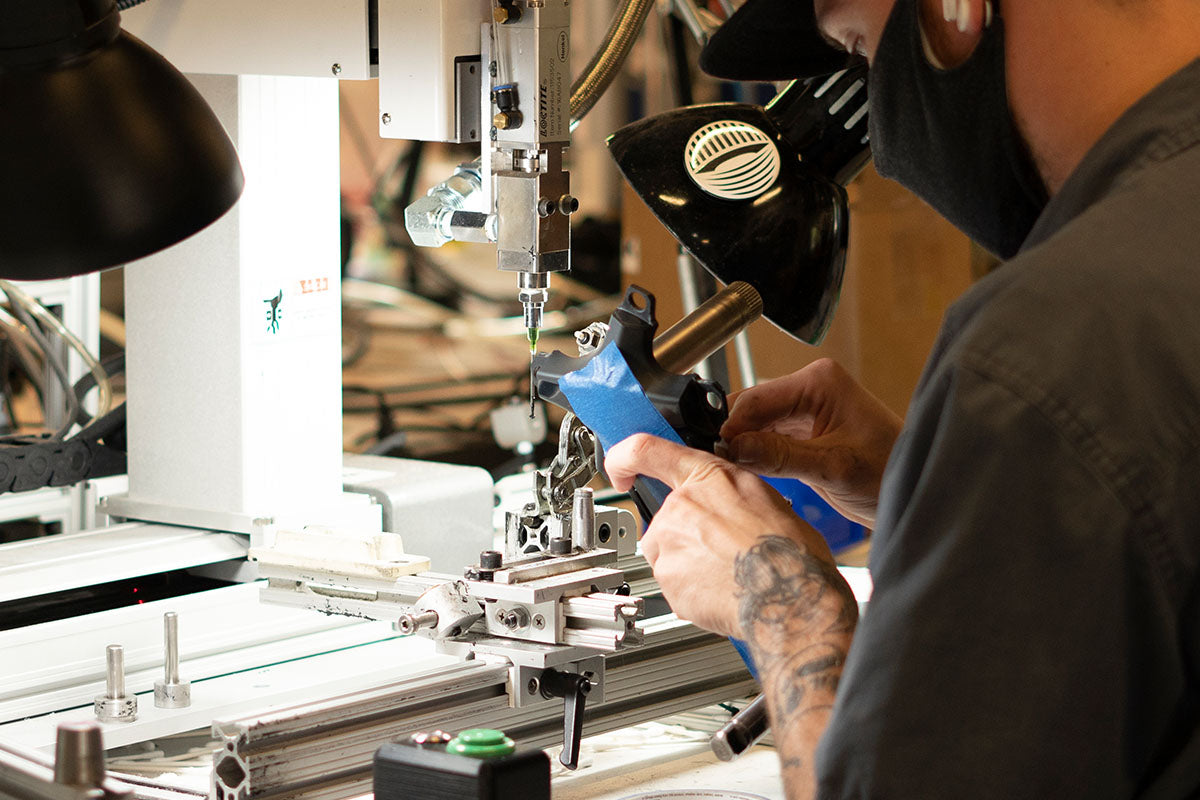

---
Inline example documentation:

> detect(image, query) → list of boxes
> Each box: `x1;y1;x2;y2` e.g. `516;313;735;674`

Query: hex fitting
405;163;487;248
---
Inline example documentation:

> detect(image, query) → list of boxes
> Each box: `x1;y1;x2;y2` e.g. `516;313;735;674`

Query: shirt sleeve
815;358;1184;798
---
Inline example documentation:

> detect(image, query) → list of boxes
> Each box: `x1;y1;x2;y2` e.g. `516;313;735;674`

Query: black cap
699;0;865;81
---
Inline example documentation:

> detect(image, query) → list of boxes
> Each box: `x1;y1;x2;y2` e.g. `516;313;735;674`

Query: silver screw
155;613;191;708
381;113;392;125
527;677;540;695
94;645;137;722
331;63;342;76
396;610;439;635
533;615;545;629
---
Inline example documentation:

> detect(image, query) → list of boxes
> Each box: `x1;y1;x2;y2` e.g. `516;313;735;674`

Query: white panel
0;524;247;603
123;75;348;525
121;0;372;79
377;0;490;141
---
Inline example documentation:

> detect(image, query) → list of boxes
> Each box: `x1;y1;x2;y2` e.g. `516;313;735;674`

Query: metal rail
210;619;754;800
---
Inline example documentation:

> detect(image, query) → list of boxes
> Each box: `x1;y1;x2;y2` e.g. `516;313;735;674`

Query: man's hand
604;433;848;639
605;433;858;798
721;358;903;527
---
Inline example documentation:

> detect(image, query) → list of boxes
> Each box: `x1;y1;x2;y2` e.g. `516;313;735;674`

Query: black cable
344;371;526;397
667;12;694;107
116;0;150;8
344;389;525;414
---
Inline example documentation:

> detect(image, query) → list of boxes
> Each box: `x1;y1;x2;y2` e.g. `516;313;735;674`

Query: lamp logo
684;121;781;202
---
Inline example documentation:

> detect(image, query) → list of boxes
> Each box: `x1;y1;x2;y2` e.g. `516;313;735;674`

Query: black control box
374;740;550;800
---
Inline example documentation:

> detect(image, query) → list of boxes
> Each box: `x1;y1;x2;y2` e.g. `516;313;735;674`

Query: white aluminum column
105;75;379;534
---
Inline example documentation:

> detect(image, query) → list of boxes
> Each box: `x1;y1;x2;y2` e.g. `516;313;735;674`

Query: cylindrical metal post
155;613;191;709
53;722;106;788
164;612;180;684
653;281;763;375
105;645;124;700
95;645;137;722
572;487;596;551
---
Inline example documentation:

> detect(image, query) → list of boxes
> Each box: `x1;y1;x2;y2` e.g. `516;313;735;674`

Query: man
605;0;1200;796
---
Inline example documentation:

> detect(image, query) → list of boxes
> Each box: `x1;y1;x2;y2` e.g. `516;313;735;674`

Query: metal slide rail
211;619;754;800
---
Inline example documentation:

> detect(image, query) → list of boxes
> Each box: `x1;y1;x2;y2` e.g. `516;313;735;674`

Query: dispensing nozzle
518;272;549;355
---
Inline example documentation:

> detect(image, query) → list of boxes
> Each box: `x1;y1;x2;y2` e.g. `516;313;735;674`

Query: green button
447;728;516;758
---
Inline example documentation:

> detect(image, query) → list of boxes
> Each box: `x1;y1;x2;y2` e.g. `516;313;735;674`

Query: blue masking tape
730;637;759;680
559;344;681;503
560;345;759;682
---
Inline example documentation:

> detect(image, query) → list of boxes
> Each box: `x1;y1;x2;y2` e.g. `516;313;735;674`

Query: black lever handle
539;669;593;770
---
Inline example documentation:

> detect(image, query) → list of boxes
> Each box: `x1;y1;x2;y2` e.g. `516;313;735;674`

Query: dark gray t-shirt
817;60;1200;798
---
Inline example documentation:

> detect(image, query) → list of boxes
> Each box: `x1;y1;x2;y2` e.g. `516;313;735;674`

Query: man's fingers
640;528;660;567
605;433;723;491
721;381;809;441
728;431;839;480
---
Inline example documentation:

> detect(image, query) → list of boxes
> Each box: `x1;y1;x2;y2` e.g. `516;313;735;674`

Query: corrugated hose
569;0;656;129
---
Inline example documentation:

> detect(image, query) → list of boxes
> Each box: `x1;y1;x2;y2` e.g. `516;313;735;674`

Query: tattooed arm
736;536;857;797
605;434;860;799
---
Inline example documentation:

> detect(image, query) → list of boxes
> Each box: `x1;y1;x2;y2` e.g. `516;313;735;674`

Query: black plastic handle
540;669;593;770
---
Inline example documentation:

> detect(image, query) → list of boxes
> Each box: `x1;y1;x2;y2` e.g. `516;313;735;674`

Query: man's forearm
736;536;858;799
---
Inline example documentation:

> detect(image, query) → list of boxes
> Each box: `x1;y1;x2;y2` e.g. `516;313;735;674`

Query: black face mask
867;0;1047;258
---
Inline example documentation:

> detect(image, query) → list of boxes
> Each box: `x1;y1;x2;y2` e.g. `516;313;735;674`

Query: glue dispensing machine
0;4;761;800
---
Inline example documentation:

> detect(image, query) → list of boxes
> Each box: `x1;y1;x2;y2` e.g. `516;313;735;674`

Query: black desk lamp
607;67;870;344
0;0;244;280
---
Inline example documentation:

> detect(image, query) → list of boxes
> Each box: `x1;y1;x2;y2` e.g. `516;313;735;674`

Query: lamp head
0;0;244;280
607;67;870;345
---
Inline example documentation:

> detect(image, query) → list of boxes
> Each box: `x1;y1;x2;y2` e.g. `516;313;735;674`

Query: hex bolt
53;722;106;788
493;110;523;130
493;5;517;23
501;608;529;629
94;645;137;723
155;612;191;709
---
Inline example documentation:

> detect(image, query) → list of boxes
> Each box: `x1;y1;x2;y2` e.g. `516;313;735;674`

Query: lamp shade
0;0;244;280
606;68;871;345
